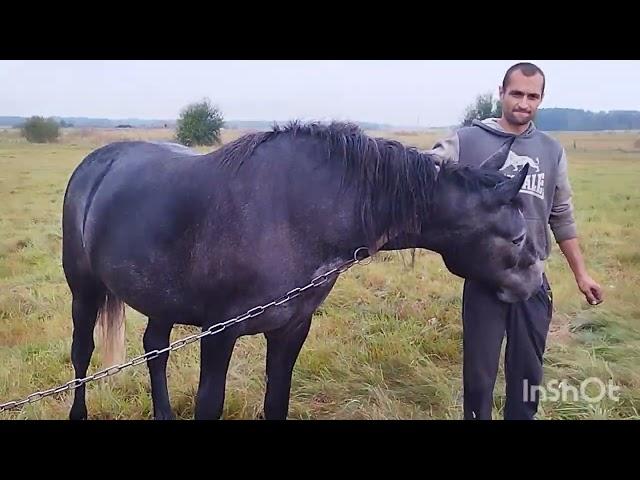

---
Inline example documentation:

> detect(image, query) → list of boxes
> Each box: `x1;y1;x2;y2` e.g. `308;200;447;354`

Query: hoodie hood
472;117;537;138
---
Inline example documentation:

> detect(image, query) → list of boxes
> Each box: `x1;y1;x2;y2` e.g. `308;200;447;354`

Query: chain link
0;247;371;414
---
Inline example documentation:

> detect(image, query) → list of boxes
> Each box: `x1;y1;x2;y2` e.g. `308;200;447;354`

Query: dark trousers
462;274;553;420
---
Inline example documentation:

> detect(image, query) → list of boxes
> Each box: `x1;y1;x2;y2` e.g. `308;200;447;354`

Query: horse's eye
512;233;525;245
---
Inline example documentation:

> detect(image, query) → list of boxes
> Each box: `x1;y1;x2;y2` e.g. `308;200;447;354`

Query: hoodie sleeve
549;148;578;242
424;132;460;165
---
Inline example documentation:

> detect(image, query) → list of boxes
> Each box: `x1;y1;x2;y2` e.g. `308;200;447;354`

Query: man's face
499;69;544;126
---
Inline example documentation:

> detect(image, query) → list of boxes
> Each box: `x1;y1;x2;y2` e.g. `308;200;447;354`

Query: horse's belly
93;254;200;319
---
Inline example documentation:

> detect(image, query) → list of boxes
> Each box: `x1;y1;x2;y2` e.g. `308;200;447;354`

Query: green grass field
1;127;639;419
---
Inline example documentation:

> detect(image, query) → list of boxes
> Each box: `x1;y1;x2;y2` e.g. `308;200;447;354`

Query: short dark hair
502;62;545;95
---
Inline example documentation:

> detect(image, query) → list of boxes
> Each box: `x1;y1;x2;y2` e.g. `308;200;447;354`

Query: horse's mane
211;121;441;247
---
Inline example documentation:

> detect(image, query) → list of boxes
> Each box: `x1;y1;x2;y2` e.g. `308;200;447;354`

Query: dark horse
62;121;542;420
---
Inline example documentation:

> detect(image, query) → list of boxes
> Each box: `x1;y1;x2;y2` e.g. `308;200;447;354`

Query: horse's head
422;138;543;303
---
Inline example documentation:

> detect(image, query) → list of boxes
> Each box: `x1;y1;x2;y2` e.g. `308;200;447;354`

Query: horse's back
144;141;202;158
64;142;200;250
65;142;182;218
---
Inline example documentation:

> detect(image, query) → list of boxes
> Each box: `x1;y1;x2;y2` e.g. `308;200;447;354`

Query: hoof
69;406;87;420
154;411;176;420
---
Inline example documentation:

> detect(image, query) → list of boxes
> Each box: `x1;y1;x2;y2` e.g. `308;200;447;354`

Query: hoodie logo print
503;150;540;173
501;150;545;200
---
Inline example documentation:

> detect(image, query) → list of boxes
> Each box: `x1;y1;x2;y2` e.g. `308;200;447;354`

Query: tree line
461;92;640;131
12;93;640;145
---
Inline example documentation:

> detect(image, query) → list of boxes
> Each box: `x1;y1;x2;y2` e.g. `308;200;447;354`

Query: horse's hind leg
69;285;104;420
143;319;175;420
263;315;312;420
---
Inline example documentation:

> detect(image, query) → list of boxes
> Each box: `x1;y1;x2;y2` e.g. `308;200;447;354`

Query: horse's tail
95;290;126;368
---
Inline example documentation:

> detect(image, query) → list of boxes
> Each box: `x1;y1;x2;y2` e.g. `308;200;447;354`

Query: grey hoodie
426;118;577;261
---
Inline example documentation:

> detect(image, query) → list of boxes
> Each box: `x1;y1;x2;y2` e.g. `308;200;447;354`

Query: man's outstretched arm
549;148;603;305
558;238;603;305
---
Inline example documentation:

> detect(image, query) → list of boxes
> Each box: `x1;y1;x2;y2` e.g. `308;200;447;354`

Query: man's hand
558;238;604;306
576;274;604;306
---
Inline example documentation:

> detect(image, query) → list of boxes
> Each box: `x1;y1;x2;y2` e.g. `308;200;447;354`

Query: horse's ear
495;163;528;203
480;136;516;171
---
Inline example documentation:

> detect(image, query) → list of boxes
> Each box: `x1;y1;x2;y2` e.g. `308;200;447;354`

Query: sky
1;60;639;127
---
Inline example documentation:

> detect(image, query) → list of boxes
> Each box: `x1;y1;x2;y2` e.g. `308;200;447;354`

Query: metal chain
0;247;371;414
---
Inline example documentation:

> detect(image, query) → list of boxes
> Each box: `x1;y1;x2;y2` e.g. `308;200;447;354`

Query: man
427;62;604;420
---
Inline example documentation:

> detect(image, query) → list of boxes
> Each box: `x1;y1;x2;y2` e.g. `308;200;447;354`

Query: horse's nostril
518;251;537;268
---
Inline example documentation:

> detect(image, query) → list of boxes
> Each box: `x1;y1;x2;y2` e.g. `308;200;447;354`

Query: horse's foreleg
262;315;313;420
194;331;237;420
143;319;174;420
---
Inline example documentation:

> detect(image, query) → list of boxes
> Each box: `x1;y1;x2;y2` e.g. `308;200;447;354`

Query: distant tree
20;116;60;143
461;92;502;127
175;98;224;146
493;99;502;119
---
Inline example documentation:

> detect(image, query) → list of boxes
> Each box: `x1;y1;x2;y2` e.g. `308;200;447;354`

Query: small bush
21;116;60;143
175;98;224;147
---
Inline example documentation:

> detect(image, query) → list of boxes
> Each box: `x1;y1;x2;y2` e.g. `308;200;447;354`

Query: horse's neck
376;233;423;252
372;159;440;251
